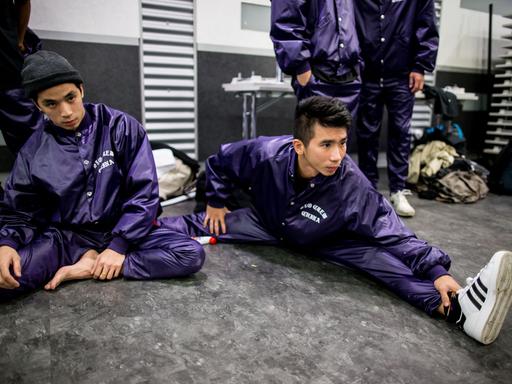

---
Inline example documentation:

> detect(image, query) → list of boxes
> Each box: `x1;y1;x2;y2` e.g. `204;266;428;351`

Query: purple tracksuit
270;0;361;115
354;0;439;192
163;136;451;315
0;104;204;299
1;1;44;155
0;87;43;154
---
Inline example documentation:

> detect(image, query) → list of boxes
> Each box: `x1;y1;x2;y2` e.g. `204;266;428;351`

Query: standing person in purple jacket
0;0;43;156
354;0;439;217
0;51;205;300
164;96;512;345
270;0;361;116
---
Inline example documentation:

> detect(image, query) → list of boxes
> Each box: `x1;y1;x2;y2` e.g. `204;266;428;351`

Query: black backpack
423;85;460;120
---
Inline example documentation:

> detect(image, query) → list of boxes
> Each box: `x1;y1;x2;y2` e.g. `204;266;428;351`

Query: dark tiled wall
42;39;142;122
197;50;296;160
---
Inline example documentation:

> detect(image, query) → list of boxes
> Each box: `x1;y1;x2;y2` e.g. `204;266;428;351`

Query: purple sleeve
0;140;48;250
205;138;268;208
412;0;439;74
270;0;312;76
424;265;450;282
108;235;130;255
341;161;450;281
108;115;159;252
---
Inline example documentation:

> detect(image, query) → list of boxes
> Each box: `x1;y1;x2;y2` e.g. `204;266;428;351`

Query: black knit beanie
21;50;83;98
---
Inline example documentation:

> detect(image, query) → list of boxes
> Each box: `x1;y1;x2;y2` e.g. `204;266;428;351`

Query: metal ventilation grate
140;0;197;158
483;13;512;155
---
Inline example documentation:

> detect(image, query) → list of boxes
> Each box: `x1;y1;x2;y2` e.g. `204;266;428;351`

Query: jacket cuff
424;264;450;282
411;66;425;75
295;61;311;76
108;236;130;255
0;239;20;251
207;197;227;209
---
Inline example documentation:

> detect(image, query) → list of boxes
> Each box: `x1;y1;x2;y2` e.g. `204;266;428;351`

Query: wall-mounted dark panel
41;39;142;122
197;50;296;160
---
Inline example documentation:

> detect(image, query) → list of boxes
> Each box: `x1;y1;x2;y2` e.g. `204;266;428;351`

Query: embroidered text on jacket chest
299;203;328;224
93;150;115;174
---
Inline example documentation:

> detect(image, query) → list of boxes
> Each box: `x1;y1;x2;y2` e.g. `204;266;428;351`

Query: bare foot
44;249;98;290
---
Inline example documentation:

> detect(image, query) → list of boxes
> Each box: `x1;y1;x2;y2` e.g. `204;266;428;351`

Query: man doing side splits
165;96;512;345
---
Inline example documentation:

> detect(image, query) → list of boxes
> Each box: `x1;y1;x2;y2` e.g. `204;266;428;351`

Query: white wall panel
31;0;140;41
196;0;273;55
438;0;509;71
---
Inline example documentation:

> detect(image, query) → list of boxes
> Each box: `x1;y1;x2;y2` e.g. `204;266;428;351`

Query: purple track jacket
205;135;450;282
0;103;159;255
270;0;361;78
354;0;439;80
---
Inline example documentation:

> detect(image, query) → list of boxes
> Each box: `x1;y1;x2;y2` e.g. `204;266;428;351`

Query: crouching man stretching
0;51;205;300
165;96;512;344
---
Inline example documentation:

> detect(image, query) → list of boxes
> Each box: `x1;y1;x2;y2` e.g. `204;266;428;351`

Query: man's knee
156;238;205;278
176;239;206;275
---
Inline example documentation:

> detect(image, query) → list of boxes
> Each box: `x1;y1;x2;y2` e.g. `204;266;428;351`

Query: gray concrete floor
1;173;512;384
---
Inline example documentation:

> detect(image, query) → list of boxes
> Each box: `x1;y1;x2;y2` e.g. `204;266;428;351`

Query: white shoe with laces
456;250;512;344
389;189;416;217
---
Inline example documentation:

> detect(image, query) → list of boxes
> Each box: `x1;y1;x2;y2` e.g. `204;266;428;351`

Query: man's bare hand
409;71;424;93
297;70;312;87
434;275;462;308
203;205;230;236
91;249;125;281
0;246;21;289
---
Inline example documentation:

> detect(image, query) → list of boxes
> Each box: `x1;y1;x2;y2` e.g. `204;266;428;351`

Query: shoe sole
390;202;415;217
397;211;415;217
480;251;512;344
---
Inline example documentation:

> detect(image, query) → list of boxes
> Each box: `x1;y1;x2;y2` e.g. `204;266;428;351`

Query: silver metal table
222;75;294;140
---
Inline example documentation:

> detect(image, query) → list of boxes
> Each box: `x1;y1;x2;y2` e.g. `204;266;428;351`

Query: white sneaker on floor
389;189;415;217
457;251;512;344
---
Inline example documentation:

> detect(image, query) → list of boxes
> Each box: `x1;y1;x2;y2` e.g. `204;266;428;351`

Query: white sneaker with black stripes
457;251;512;344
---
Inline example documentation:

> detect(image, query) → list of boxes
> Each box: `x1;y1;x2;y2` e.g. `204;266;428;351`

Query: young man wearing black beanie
0;51;205;299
